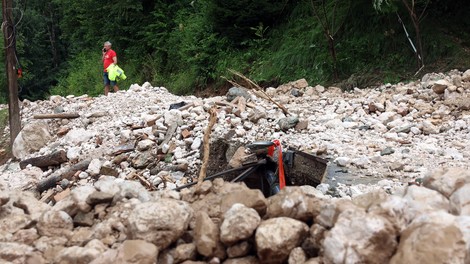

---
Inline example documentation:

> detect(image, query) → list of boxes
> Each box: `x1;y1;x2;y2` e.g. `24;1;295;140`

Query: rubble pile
0;69;469;263
1;167;470;263
1;69;470;199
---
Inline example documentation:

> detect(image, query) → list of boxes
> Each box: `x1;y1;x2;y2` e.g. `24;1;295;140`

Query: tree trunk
2;0;21;145
402;0;424;68
326;32;339;80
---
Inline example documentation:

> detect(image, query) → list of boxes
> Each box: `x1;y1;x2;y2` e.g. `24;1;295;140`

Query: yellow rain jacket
106;64;127;82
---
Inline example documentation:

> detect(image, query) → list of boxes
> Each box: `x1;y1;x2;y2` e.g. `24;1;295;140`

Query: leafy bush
51;51;140;97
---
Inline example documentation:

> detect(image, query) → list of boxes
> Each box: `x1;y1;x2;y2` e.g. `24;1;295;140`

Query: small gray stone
86;191;114;205
291;88;302;97
54;106;65;114
191;138;202;150
60;179;70;189
137;139;155;151
432;80;449;94
278;116;299;131
335;157;350;167
227;87;250;101
316;183;330;195
87;159;102;176
73;212;94;227
67;147;81;161
380;147;395;156
132;151;153;169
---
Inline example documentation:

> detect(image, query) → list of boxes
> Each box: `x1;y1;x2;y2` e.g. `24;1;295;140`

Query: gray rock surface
255;217;309;263
127;199;193;249
323;209;397;264
220;203;261;245
194;211;219;257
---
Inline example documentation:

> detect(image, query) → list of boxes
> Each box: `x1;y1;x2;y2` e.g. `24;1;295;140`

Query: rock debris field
0;69;470;263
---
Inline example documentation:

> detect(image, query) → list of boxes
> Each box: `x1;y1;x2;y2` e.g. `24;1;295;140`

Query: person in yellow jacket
102;41;119;96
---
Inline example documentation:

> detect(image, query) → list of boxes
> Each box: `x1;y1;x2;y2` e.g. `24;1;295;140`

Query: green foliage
0;0;469;103
51;51;140;97
0;109;9;151
207;0;290;44
50;51;103;97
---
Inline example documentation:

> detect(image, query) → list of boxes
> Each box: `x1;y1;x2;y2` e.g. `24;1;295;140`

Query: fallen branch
37;159;91;193
20;150;68;170
128;171;155;190
178;102;195;111
196;106;218;188
226;69;289;115
215;100;238;108
34;113;80;119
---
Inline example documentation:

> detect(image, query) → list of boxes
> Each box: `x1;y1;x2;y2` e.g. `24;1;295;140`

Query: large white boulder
12;121;51;159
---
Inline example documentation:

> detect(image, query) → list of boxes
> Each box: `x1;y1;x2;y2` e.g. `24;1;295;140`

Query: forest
0;0;469;102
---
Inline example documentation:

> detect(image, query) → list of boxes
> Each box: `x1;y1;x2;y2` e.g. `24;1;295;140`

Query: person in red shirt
102;41;119;96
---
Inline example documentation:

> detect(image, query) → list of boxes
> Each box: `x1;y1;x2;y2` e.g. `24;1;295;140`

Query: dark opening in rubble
198;138;328;197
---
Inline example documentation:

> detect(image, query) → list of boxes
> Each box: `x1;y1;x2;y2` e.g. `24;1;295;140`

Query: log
20;150;68;169
37;159;91;193
33;113;80;119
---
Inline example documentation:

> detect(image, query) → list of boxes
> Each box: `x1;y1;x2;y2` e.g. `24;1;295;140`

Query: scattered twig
196;106;218;188
136;174;155;190
226;69;289;115
127;171;155;191
39;189;55;203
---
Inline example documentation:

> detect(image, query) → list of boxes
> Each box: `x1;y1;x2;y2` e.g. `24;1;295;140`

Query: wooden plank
34;113;80;119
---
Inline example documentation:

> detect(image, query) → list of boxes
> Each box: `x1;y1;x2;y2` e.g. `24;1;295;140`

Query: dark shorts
103;72;116;86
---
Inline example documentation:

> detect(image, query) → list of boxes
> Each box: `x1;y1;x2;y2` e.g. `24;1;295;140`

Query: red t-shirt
103;49;117;72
